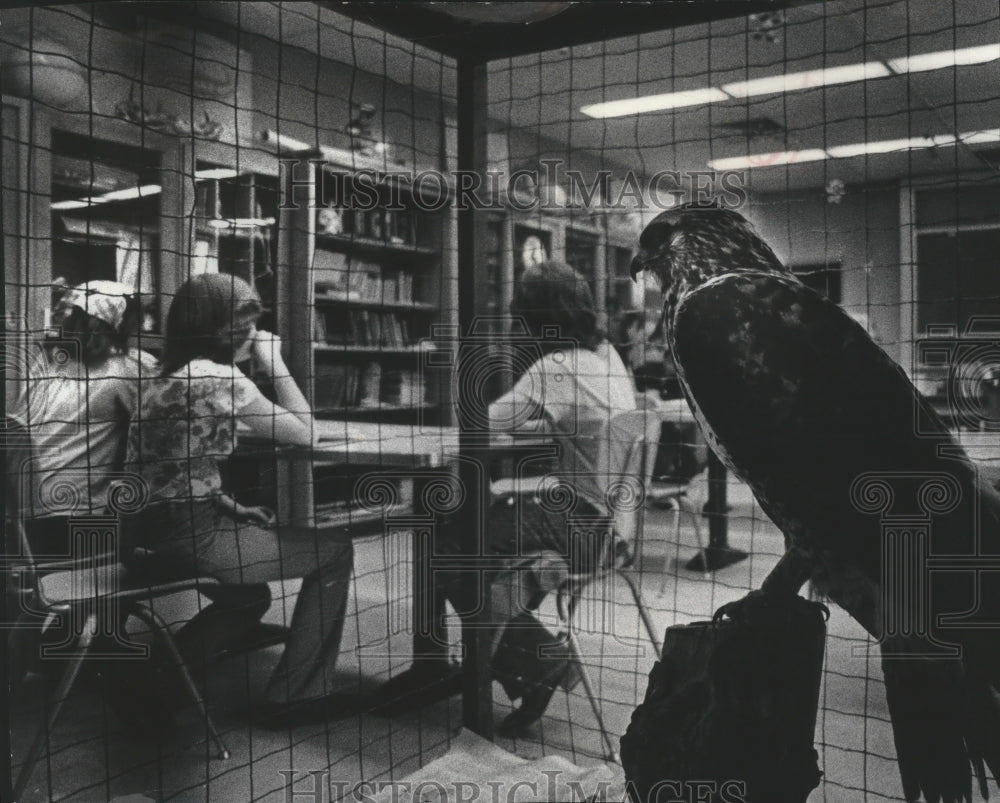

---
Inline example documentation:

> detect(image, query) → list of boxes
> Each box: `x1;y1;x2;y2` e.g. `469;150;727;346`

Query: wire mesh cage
2;1;999;801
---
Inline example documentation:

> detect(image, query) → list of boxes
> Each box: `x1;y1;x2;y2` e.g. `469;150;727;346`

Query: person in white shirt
374;261;636;734
18;281;156;551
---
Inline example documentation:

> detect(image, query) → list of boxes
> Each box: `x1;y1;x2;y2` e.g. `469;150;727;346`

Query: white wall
748;186;902;362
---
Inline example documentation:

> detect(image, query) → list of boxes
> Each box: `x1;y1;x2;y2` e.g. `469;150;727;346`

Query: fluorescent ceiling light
581;88;729;118
100;184;162;202
708;149;827;171
260;130;312;152
207;217;276;229
709;129;1000;169
50;184;160;210
722;62;890;98
51;199;98;210
889;44;1000;74
957;129;1000;145
195;168;240;181
583;45;998;118
827;136;942;158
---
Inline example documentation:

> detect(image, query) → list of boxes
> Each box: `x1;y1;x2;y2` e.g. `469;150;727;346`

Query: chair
640;398;711;584
488;408;664;762
6;442;232;802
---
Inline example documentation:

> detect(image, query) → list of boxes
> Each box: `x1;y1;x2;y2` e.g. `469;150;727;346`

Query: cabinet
188;152;280;334
4;102;184;342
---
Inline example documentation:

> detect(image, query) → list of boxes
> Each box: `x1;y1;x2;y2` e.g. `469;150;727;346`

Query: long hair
510;260;604;352
160;274;261;376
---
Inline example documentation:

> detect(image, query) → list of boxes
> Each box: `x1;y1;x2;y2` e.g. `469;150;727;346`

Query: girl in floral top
125;273;353;727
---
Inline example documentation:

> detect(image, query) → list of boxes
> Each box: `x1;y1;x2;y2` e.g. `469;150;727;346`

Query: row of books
317;206;420;246
313;249;419;303
314;362;430;409
314;309;414;347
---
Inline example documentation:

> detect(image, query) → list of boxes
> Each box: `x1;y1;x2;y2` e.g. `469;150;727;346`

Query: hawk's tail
882;650;1000;803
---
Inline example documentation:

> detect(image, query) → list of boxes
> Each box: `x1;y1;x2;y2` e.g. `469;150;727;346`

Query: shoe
368;662;463;716
213;623;291;660
256;691;366;729
496;663;570;738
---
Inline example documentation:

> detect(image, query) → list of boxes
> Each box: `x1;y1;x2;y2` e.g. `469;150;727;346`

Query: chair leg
678;496;711;579
13;613;96;803
130;604;230;761
659;496;683;596
564;625;620;764
616;570;662;658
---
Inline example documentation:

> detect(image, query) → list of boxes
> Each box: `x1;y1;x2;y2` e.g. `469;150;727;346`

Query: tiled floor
11;479;909;802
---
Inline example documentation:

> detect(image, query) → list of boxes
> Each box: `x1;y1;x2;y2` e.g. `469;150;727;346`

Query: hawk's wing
672;271;1000;802
672;271;979;588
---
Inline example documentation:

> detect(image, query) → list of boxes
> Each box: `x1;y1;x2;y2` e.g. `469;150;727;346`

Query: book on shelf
314;362;363;408
382;272;398;303
313;249;353;299
358;362;381;407
380;369;428;406
313;310;328;342
314;360;428;411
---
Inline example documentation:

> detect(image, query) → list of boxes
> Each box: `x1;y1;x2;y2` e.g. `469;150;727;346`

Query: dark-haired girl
124;273;354;727
375;261;636;734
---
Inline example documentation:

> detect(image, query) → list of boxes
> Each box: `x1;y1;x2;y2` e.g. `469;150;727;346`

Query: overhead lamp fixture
207;216;277;229
100;184;162;202
51;198;103;210
580;44;999;118
888;44;1000;74
195;168;241;181
581;88;729;118
825;135;947;159
707;128;1000;170
50;184;161;210
708;149;827;171
722;62;890;98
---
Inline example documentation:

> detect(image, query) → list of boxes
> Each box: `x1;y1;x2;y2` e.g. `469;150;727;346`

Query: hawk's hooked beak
630;249;650;280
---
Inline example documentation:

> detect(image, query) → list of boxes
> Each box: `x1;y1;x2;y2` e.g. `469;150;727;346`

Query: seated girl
374;261;636;735
18;281;155;552
124;273;354;728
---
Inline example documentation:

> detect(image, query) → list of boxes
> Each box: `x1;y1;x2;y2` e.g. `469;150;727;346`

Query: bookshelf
287;165;451;424
190;157;280;332
283;159;454;528
32;108;183;341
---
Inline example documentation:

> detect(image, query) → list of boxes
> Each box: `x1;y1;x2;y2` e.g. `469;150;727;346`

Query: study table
238;412;733;730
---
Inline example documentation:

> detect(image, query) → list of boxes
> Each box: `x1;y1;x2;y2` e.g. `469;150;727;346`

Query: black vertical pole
686;451;748;573
707;452;728;549
455;55;492;737
0;109;14;803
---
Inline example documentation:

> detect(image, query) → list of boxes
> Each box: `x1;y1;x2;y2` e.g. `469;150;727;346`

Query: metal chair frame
489;408;666;762
6;439;231;803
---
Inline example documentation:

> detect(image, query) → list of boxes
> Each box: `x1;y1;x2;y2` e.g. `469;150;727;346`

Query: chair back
3;417;38;590
606;408;661;545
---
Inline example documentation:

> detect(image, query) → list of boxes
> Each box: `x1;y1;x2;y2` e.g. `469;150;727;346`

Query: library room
3;2;1000;801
